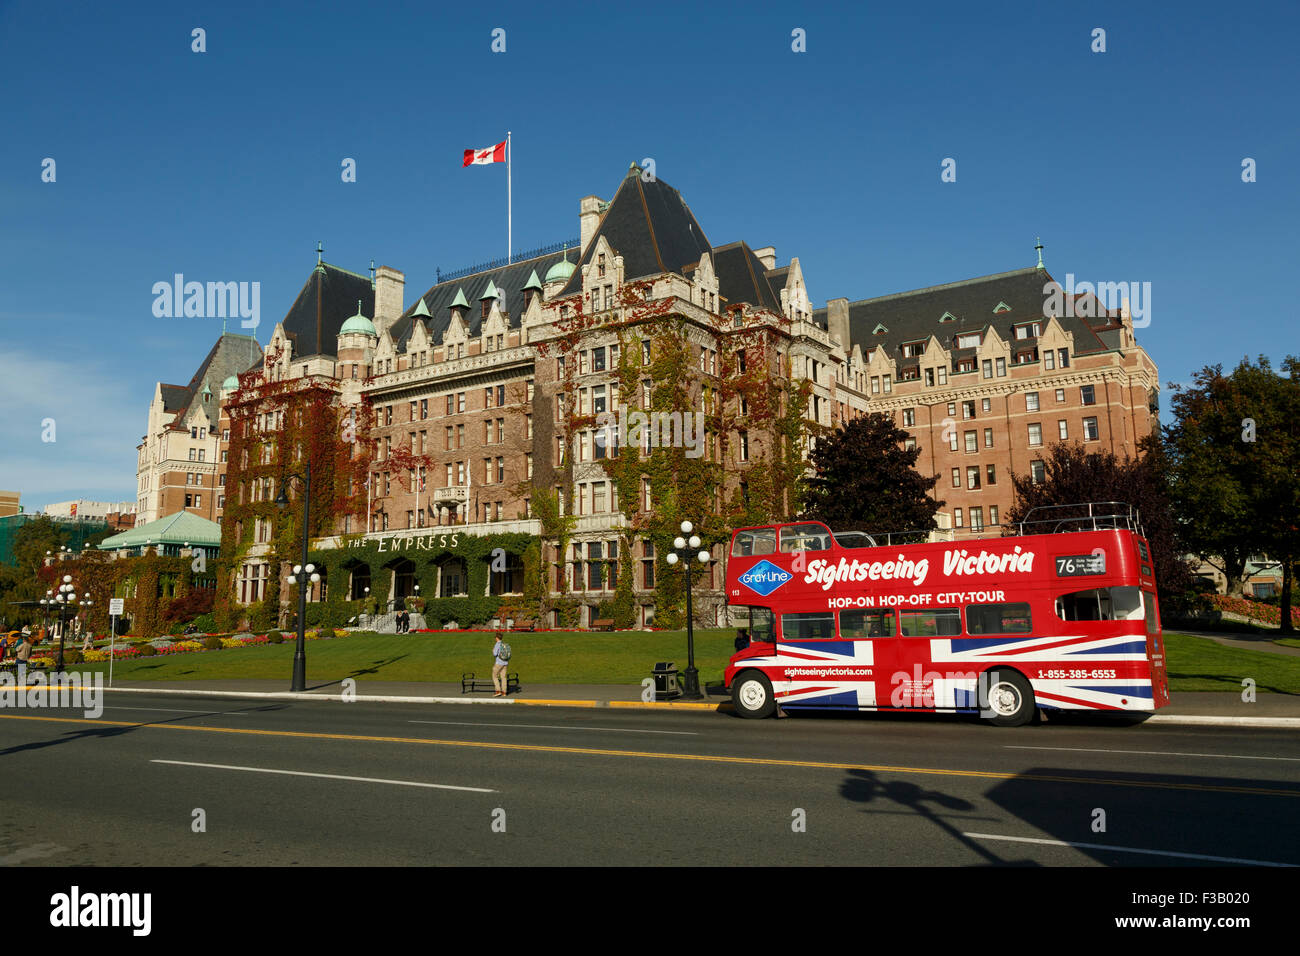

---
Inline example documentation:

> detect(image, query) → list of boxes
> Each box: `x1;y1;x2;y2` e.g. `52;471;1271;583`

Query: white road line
1007;745;1300;762
150;760;495;793
408;719;697;735
107;706;249;716
964;832;1298;867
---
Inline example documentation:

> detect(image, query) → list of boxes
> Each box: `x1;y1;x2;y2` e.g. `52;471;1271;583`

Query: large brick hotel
137;166;1159;628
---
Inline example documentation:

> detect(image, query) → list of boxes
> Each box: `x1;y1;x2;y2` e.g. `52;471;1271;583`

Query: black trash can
652;661;680;701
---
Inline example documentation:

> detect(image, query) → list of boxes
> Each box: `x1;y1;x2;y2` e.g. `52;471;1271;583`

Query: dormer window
956;332;981;349
1013;321;1042;340
523;289;533;311
901;341;925;358
482;298;491;320
993;301;1012;314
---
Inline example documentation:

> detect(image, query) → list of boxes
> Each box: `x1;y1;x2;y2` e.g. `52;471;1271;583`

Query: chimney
753;246;777;271
373;266;405;340
826;297;851;348
579;196;604;255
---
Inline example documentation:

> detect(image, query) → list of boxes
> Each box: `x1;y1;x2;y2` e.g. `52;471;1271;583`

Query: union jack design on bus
723;503;1170;726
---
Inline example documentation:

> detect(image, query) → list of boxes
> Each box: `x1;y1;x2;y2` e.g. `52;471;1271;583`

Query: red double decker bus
723;503;1170;726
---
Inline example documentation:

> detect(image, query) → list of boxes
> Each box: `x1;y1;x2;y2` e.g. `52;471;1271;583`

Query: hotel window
444;427;453;450
496;384;505;407
593;482;607;513
989;505;999;525
217;495;225;509
1030;460;1045;484
410;401;418;420
189;449;196;461
957;358;975;373
496;457;505;482
948;431;959;452
445;463;453;485
642;478;652;512
1058;420;1069;440
970;507;984;531
954;508;963;528
483;420;492;444
982;359;993;379
1081;385;1096;405
1058;348;1070;368
902;408;915;426
964;431;977;453
984;427;993;448
556;393;565;419
986;464;997;485
525;415;532;439
642;541;656;588
587;543;604;590
556;436;566;465
457;392;465;413
456;424;464;448
937;367;947;385
956;333;981;349
484;387;494;409
593;346;606;372
593;385;607;414
1026;391;1040;412
185;494;192;508
456;462;465;484
962;401;975;420
446;395;454;415
1044;351;1055;370
641;340;651;365
951;468;961;488
1028;423;1043;446
947;402;956;416
925;368;935;387
1056;388;1065;403
904;438;917;451
1083;417;1099;441
996;358;1006;377
219;474;225;486
739;431;750;462
526;453;533;478
496;418;504;442
982;398;991;412
579;351;588;374
871;377;880;395
883;375;891;394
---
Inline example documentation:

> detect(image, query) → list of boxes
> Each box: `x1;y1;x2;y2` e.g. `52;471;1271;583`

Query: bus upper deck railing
734;503;1145;555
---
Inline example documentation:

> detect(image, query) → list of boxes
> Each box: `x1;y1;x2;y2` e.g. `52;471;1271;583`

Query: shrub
267;630;284;644
137;644;157;657
163;587;216;625
64;649;83;665
202;636;223;651
188;613;218;634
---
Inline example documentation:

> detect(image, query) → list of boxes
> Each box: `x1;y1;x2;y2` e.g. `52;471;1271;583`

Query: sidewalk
85;678;1300;725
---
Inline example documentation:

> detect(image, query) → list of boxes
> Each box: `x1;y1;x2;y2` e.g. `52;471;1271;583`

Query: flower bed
1210;594;1300;627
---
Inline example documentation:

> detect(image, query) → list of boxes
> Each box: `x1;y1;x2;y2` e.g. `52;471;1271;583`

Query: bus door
893;605;964;711
833;607;898;710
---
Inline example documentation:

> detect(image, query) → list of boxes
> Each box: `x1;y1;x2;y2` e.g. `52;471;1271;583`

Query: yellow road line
1;713;1296;798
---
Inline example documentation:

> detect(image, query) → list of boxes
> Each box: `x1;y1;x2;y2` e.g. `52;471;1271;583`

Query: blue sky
2;0;1296;511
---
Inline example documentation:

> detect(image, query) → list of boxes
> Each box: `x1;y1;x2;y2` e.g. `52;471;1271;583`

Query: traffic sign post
108;598;124;687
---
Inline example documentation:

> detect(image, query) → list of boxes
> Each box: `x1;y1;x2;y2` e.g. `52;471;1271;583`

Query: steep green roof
411;296;431;317
450;288;470;310
523;269;543;291
98;511;222;551
479;279;499;301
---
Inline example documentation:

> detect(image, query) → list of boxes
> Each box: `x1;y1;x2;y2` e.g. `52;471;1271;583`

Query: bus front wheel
732;671;776;719
982;669;1036;727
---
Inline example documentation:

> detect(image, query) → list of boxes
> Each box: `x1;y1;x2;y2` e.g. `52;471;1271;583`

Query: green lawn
1164;632;1300;695
66;629;1300;696
1275;638;1300;650
73;629;737;686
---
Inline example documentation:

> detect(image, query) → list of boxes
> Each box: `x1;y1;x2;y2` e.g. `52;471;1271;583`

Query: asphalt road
2;693;1298;866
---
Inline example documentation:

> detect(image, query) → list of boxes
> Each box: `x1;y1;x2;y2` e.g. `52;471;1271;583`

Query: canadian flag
463;142;506;166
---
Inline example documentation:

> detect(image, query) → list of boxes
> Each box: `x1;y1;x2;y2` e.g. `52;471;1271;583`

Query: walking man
491;631;511;697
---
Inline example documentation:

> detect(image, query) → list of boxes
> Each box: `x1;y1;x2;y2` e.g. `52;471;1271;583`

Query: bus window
966;602;1032;635
731;529;776;557
899;608;962;637
1056;586;1143;621
840;609;896;638
734;606;775;642
781;611;835;641
779;523;832;553
1143;590;1159;634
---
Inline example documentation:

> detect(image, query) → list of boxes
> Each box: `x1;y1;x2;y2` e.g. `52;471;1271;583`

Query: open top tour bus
723;502;1169;726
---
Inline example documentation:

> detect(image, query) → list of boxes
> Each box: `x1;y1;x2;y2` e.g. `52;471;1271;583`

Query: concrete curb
86;685;729;710
47;685;1295;725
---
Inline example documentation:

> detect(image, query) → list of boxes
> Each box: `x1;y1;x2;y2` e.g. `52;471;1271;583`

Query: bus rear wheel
982;669;1036;727
732;670;776;719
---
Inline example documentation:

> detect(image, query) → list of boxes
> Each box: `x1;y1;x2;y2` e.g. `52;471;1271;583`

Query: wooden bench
592;618;615;632
461;671;520;694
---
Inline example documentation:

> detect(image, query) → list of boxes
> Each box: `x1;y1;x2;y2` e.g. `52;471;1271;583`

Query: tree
1165;356;1300;632
1005;437;1196;615
800;413;942;534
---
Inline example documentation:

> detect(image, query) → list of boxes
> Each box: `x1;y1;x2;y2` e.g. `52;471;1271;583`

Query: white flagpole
507;131;512;264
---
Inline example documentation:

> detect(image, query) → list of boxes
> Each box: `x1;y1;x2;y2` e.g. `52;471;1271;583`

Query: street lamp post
275;462;312;692
52;574;81;673
665;520;711;699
